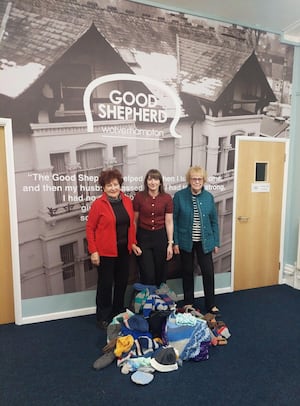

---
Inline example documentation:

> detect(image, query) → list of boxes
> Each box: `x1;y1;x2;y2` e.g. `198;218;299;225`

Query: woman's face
147;176;160;194
189;172;204;194
103;178;121;199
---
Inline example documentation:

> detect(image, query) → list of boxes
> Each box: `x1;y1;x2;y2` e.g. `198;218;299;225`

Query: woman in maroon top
133;169;173;286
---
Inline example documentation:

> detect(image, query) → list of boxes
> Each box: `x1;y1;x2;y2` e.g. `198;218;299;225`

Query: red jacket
86;192;137;257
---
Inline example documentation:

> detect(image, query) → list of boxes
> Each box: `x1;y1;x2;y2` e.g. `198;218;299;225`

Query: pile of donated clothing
93;283;231;384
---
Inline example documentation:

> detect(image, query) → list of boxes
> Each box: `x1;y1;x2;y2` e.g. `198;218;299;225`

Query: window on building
217;137;227;173
223;197;233;242
255;162;268;182
113;146;126;173
227;134;236;171
57;64;91;113
76;147;104;199
60;243;76;293
202;135;208;169
221;253;231;273
50;152;70;204
217;132;245;174
83;238;97;289
159;138;175;177
215;200;220;216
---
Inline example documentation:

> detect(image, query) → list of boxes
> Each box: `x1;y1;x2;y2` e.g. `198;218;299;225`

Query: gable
0;0;276;110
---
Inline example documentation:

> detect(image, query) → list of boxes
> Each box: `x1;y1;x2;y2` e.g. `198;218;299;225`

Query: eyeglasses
191;177;203;182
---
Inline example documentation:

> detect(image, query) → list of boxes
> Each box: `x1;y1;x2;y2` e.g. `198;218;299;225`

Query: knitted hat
134;336;160;357
123;315;149;332
150;347;178;372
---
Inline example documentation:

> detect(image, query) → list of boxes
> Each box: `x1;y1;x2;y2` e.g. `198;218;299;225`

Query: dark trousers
96;249;129;323
180;241;215;312
136;227;168;286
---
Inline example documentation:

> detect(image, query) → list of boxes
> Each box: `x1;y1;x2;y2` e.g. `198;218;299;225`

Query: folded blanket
165;312;211;361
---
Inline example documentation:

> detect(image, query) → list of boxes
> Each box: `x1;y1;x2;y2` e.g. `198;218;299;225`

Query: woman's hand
173;244;180;255
132;243;142;256
214;247;219;254
91;252;100;266
166;242;173;260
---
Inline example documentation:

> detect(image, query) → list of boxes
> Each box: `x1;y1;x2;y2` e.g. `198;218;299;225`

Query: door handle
237;216;249;222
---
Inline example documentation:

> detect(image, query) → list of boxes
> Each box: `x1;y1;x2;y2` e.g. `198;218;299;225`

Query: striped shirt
192;194;201;241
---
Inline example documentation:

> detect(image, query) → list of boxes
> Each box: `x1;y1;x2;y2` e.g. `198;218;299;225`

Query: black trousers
180;241;215;312
96;248;129;323
136;227;168;286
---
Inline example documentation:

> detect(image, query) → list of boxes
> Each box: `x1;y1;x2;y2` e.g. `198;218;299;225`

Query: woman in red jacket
86;169;141;329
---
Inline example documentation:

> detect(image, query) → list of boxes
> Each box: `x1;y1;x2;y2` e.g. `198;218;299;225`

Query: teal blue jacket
173;186;220;253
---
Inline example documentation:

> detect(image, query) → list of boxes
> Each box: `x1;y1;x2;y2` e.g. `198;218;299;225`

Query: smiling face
189;170;204;194
103;178;121;199
147;175;161;195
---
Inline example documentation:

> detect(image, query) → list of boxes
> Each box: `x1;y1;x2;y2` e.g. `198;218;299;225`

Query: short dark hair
98;168;123;189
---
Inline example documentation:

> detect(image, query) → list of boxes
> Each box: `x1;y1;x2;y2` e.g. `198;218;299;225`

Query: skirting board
16;287;232;325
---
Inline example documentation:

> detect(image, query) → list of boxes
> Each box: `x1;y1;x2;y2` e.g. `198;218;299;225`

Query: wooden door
233;137;287;291
0;125;15;323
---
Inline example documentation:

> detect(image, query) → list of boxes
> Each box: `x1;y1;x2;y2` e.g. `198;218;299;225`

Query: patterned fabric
192;194;201;242
155;282;178;302
192;340;211;361
143;294;170;318
116;335;162;367
156;292;175;307
133;283;177;325
165;312;211;361
134;288;150;314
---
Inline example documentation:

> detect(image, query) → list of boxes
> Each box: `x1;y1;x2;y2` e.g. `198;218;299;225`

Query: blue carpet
1;284;300;405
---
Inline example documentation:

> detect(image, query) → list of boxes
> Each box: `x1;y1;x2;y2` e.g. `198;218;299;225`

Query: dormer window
55;64;91;115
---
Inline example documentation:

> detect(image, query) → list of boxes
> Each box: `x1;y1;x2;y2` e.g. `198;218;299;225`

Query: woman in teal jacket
173;166;220;314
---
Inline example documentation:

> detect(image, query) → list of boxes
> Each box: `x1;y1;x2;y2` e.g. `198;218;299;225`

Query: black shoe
96;320;109;330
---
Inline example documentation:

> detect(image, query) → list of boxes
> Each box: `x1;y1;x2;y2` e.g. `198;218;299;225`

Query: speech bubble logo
83;73;182;138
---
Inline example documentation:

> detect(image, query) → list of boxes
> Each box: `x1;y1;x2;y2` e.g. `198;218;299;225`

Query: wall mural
0;0;293;322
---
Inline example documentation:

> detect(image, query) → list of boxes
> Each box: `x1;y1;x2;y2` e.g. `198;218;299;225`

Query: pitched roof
178;36;253;102
260;115;289;137
0;1;91;97
0;0;254;100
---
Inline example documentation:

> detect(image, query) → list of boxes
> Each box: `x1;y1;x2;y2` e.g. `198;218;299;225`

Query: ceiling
130;0;300;44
